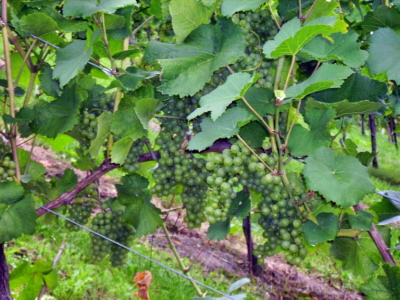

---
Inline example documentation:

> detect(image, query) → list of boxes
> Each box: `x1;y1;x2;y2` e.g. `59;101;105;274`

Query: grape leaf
143;17;246;97
207;219;230;241
228;191;251;219
303;147;376;207
134;98;159;130
286;64;353;100
304;0;347;33
303;212;339;246
53;40;93;88
300;31;368;68
149;0;171;20
362;6;400;32
277;0;313;21
31;83;83;138
116;67;151;91
112;49;141;60
349;210;374;231
237;87;275;118
0;182;36;243
287;106;335;157
187;107;252;151
117;175;162;237
221;0;269;16
111;137;134;165
238;121;268;149
330;229;389;277
263;17;339;58
188;73;260;121
169;0;213;44
367;28;400;84
39;64;61;97
370;198;400;224
63;0;138;18
360;263;400;300
19;13;58;37
88;111;112;157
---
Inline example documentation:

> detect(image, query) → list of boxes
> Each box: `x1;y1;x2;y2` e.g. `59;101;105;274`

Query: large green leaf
187;107;251;151
0;182;36;243
301;31;368;68
169;0;213;44
63;0;138;18
330;228;390;278
149;0;171;20
19;13;58;37
362;6;400;32
53;40;93;88
303;212;339;246
221;0;268;16
31;83;83;138
303;147;376;207
367;28;400;84
287;106;335;156
188;73;260;121
360;263;400;300
263;17;339;58
348;209;373;231
117;175;163;237
286;64;353;100
143;18;246;97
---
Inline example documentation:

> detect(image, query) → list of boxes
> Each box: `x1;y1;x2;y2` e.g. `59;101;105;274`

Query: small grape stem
14;40;37;87
302;0;319;21
268;1;281;29
161;222;206;297
23;72;38;107
236;134;275;174
353;202;396;265
283;97;303;148
186;240;210;272
283;55;297;92
226;66;274;134
132;15;155;37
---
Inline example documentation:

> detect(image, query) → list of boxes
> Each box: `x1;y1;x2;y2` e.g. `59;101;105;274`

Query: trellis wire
36;204;236;300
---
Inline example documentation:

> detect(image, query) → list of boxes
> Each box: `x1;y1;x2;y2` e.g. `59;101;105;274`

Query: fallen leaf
133;270;152;300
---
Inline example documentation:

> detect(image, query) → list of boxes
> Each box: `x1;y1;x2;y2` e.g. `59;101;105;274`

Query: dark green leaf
360;263;400;300
143;17;246;97
170;0;213;44
188;73;260;121
221;0;268;17
303;212;339;245
31;83;83;138
187;107;252;151
362;6;400;32
19;13;58;37
349;210;374;230
238;121;268;149
112;49;141;60
106;6;136;40
301;31;368;68
228;191;251;220
207;218;230;241
303;147;376;207
63;0;138;18
237;87;275;117
277;0;313;21
367;28;400;84
0;182;36;243
39;65;61;97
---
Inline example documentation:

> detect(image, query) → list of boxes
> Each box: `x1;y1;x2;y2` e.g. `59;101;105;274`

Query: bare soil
20;141;364;300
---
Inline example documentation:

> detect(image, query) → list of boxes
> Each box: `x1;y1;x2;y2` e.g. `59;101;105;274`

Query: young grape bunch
66;203;93;232
123;137;147;174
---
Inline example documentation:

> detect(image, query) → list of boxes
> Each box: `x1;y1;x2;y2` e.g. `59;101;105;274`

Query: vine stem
354;203;396;265
0;243;12;300
2;0;21;182
283;97;303;148
226;66;274;134
283;55;296;92
161;222;206;297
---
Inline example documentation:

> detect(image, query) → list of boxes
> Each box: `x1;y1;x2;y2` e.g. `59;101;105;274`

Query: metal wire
36;204;236;300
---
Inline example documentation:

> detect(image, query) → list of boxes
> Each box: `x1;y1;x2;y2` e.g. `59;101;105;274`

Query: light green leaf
0;182;36;243
134;98;159;130
303;212;339;246
187;107;251;151
188;73;260;121
53;40;93;88
207;219;230;241
88;111;112;157
263;17;338;58
349;210;373;231
330;228;390;277
301;31;368;68
287;106;335;157
111;137;134;165
143;17;246;97
63;0;138;18
31;83;83;138
303;147;376;207
286;64;353;100
19;13;58;37
360;263;400;300
367;28;400;84
149;0;171;20
169;0;213;44
227;278;251;294
221;0;268;16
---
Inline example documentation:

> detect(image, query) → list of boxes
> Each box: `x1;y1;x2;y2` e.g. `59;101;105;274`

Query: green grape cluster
123;137;147;174
90;209;133;266
231;9;279;89
66;203;93;231
0;138;16;181
78;110;98;152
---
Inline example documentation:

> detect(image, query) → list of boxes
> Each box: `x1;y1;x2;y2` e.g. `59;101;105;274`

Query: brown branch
35;159;119;217
354;202;396;265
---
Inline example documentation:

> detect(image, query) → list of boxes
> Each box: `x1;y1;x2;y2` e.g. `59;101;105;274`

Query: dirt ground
20;140;364;300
